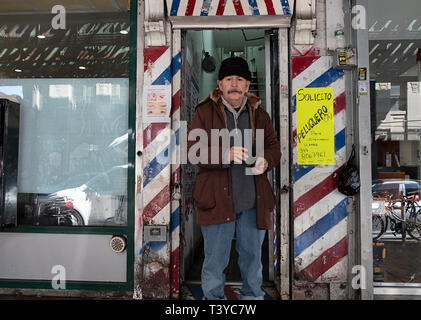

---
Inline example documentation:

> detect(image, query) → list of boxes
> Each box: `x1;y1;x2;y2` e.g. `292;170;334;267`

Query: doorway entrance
177;28;282;298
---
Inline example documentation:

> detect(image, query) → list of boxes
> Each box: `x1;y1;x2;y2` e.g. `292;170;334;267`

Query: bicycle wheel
373;215;387;241
407;208;421;241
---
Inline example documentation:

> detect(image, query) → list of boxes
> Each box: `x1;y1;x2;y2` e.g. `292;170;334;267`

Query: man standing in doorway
187;57;281;300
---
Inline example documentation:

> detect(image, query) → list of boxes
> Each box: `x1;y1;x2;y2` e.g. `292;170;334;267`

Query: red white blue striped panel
140;46;181;297
292;54;348;283
170;31;182;296
166;0;293;16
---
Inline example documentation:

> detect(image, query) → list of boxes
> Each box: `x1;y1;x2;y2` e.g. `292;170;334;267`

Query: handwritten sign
296;87;335;165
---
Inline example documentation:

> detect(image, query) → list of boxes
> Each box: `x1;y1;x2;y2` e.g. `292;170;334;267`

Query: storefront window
369;0;421;284
0;7;130;227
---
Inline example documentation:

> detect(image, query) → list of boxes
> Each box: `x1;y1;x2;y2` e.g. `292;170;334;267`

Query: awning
165;0;295;28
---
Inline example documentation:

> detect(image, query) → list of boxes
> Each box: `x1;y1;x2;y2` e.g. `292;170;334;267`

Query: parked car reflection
372;179;420;200
372;179;421;240
20;165;129;227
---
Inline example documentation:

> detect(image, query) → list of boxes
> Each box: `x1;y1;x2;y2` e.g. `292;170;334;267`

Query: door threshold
181;280;280;300
374;282;421;296
183;280;276;286
184;280;243;286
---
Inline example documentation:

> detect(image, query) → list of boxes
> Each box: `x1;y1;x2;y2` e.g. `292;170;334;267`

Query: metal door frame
171;26;291;298
353;0;373;300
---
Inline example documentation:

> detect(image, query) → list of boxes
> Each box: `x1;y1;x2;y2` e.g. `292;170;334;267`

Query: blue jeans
200;208;266;300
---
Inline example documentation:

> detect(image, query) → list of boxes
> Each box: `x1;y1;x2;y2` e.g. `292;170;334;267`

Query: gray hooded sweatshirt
221;96;256;214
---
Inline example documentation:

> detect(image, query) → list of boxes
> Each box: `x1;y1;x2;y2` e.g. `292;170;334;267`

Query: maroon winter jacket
187;89;281;230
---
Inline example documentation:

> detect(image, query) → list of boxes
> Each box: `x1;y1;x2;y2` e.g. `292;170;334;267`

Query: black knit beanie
218;57;251;81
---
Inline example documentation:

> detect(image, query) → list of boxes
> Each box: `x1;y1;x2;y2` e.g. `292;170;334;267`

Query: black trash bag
338;145;360;196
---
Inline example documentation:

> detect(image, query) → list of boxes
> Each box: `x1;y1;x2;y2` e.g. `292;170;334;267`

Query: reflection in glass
369;0;421;284
0;10;130;227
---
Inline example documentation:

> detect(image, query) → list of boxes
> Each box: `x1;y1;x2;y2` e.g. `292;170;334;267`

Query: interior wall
399;140;417;166
190;30;221;102
195;29;266;107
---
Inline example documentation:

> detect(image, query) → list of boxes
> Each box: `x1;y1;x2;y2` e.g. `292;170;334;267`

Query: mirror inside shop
369;0;421;285
0;8;130;227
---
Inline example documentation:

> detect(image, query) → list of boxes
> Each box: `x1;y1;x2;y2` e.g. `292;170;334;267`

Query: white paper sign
358;80;368;96
142;85;171;123
49;84;72;98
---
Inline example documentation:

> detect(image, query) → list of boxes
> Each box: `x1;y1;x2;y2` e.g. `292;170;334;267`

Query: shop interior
180;29;277;287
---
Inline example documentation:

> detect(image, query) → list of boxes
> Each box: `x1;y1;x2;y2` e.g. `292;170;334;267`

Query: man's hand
251;156;268;175
228;146;249;163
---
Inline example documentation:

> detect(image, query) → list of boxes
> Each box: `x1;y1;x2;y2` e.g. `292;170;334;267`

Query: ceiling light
403;43;414;55
120;30;128;35
79;66;86;70
37;35;46;39
369;43;379;56
14;69;22;72
390;43;402;56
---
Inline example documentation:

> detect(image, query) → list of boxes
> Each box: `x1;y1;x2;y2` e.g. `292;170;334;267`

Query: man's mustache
228;89;243;94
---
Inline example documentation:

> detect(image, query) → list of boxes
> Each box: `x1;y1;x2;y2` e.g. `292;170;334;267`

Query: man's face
217;75;250;108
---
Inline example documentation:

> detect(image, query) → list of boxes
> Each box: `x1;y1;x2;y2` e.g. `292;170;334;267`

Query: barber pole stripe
263;0;275;14
170;168;181;296
142;45;182;297
216;0;227;15
170;31;182;297
297;236;348;282
143;47;181;220
279;0;290;14
273;208;278;272
199;0;212;15
248;0;260;15
185;0;196;15
166;0;292;16
232;0;244;14
292;55;348;283
141;46;171;298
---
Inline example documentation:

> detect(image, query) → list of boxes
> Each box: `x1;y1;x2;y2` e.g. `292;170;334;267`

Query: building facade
1;0;420;300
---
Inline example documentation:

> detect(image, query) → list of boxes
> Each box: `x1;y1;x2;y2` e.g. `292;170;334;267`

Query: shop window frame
0;0;137;292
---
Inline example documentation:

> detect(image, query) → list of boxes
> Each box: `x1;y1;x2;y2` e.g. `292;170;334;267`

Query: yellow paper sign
296;87;335;165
